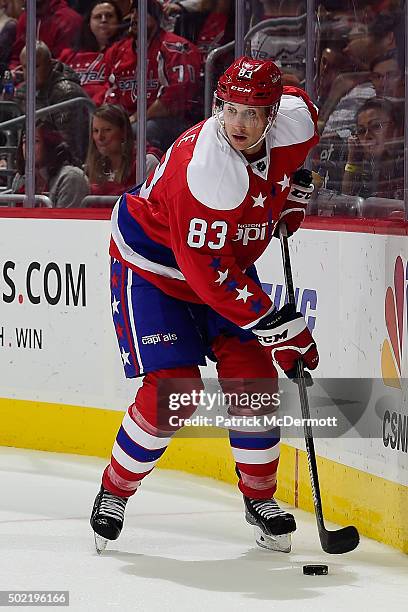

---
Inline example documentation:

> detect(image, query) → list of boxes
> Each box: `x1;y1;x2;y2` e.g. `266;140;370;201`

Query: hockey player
91;56;319;553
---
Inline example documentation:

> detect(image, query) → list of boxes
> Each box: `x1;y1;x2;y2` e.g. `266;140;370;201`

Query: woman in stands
85;104;161;200
12;119;89;207
341;96;403;200
59;0;123;104
0;0;17;74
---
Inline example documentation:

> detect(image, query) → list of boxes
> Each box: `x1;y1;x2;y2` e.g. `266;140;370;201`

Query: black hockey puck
303;564;328;575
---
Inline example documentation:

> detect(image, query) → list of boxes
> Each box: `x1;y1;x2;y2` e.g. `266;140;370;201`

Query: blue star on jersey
250;298;264;314
209;257;222;270
226;278;239;292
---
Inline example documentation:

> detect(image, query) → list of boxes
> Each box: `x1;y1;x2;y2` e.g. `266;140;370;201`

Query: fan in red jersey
90;56;320;555
59;0;123;104
9;0;83;69
97;0;201;151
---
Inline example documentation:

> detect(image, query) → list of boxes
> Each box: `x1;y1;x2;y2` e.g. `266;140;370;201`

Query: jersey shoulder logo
163;41;191;54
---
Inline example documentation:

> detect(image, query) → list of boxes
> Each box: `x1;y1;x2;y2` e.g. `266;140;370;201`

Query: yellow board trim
1;397;407;553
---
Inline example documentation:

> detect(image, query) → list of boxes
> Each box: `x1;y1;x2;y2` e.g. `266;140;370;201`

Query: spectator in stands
370;50;404;100
163;0;234;119
249;0;306;86
163;0;234;67
99;0;201;151
316;2;373;94
15;42;92;163
193;0;234;65
343;10;402;71
0;123;9;187
316;0;388;52
162;0;213;39
168;1;235;102
114;0;132;27
85;104;161;200
12;119;89;207
74;0;132;23
0;156;7;188
59;0;123;104
319;10;401;135
163;0;211;17
341;97;403;200
0;0;16;77
317;46;354;105
313;6;404;195
4;0;23;19
9;0;83;69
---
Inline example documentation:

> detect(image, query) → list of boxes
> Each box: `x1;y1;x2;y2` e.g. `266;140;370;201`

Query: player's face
355;108;396;159
223;102;269;153
92;116;124;158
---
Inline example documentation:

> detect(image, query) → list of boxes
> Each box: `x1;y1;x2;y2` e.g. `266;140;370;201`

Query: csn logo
382;409;408;454
380;255;408;454
1;261;86;306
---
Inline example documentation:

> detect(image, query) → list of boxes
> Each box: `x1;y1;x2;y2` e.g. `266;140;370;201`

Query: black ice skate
90;486;129;553
244;496;296;553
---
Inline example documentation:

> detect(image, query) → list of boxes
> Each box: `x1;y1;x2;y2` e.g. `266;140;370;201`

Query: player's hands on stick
275;168;314;237
252;303;319;379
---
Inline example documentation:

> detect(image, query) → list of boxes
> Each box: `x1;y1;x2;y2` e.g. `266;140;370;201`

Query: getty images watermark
167;388;338;430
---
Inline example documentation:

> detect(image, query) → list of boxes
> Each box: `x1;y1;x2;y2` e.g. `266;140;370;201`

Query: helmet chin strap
242;117;274;151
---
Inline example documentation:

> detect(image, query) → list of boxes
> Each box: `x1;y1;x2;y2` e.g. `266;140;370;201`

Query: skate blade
94;532;108;554
254;527;292;553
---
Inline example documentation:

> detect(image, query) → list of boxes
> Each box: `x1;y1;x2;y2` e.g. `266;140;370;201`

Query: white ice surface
0;447;407;612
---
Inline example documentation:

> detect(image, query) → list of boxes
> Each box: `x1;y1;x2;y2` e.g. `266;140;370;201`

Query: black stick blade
320;526;360;554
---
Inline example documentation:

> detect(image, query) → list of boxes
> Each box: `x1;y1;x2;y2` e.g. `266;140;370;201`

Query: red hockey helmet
216;56;283;107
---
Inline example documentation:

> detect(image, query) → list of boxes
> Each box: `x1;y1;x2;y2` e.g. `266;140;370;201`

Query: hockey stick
279;223;360;554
